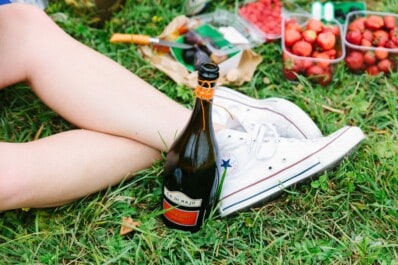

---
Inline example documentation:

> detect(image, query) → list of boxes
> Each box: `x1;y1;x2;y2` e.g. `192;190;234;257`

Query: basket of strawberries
282;13;345;86
344;10;398;75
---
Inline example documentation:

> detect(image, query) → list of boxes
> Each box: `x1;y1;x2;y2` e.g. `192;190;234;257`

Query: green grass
1;0;398;264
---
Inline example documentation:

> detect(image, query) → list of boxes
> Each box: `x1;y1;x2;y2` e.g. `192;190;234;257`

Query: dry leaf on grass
120;216;140;235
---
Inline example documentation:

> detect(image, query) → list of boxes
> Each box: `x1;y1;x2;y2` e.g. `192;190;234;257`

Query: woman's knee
0;3;45;21
0;3;54;37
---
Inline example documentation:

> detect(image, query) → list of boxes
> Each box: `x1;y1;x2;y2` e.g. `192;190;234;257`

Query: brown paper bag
138;15;263;88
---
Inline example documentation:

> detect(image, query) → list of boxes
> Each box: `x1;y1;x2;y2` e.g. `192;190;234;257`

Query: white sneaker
216;125;365;217
213;86;322;139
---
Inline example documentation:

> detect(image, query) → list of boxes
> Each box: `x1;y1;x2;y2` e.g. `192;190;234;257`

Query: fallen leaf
120;217;140;235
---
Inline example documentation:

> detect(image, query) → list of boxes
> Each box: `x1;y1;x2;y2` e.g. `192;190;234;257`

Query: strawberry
390;27;398;45
292;40;313;57
283;52;303;73
302;29;317;44
375;49;389;60
306;65;331;86
322;24;340;36
365;65;380;76
363;50;376;65
385;40;398;49
346;30;362;45
283;52;302;80
377;58;394;74
313;52;331;69
284;28;302;47
383;15;396;29
283;68;298;80
361;39;372;47
362;29;373;42
373;30;389;47
300;58;314;70
316;31;336;51
345;50;364;71
285;19;302;32
318;71;332;86
305;64;323;76
365;15;384;30
306;18;323;33
324;48;337;59
348;17;366;32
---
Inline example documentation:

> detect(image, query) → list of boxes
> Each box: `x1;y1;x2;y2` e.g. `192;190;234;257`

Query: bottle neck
192;84;215;131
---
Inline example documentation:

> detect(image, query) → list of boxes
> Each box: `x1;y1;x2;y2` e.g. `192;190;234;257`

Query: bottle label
163;200;200;227
163;186;202;207
163;187;202;226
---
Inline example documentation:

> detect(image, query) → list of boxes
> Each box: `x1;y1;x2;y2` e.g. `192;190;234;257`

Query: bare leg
0;4;190;210
0;130;160;211
0;3;190;151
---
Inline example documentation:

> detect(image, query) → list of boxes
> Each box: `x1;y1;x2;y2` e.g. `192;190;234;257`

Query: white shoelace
249;123;279;160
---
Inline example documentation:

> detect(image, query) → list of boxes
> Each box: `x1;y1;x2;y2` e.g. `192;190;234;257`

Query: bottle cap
198;63;219;81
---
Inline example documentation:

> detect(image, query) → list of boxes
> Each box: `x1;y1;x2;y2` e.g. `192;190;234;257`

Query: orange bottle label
163;200;199;227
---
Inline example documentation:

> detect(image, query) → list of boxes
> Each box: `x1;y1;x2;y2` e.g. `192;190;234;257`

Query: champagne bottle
162;62;220;232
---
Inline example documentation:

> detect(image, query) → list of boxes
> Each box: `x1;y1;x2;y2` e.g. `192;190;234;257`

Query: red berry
306;65;331;86
365;15;384;30
285;19;302;32
316;31;336;50
313;52;331;69
385;40;398;49
365;65;380;75
306;64;324;76
302;29;317;44
345;50;364;71
322;24;340;36
362;29;373;42
283;68;297;80
389;27;398;45
292;40;313;57
363;50;376;65
346;30;362;45
377;58;394;73
375;49;389;60
361;39;372;47
306;18;323;33
284;28;302;47
348;17;366;32
383;15;396;29
283;52;303;72
373;30;389;47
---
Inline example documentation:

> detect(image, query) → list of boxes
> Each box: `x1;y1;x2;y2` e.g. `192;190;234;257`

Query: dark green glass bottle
162;63;220;232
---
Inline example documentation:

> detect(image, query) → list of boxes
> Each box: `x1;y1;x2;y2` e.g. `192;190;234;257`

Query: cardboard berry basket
282;13;346;86
344;10;398;75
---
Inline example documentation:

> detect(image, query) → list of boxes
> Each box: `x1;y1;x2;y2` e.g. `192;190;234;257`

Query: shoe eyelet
268;166;273;170
282;158;287;163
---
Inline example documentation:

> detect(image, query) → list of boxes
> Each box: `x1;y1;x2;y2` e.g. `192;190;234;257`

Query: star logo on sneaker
219;152;238;175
